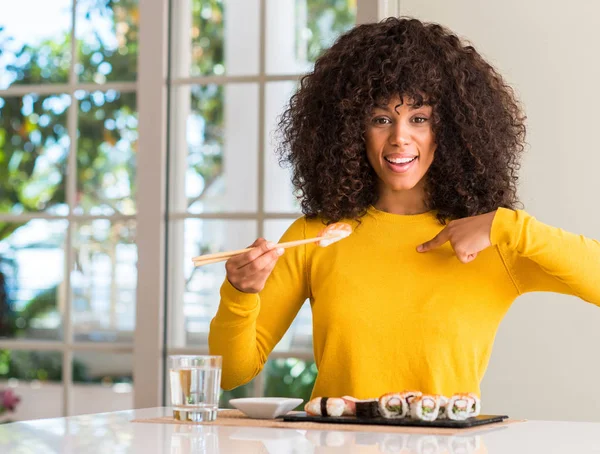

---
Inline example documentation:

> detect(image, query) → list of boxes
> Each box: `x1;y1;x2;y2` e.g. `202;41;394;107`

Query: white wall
397;0;600;421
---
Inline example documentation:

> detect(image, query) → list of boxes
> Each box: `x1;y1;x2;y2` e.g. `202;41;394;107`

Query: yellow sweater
209;207;600;399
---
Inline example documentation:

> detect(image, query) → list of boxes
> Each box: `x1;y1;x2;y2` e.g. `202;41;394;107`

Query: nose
388;122;410;147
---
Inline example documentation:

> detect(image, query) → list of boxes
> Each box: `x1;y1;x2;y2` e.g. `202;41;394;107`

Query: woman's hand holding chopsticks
225;238;284;293
192;222;353;294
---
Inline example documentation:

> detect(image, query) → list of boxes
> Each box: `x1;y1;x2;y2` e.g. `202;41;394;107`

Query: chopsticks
192;236;329;267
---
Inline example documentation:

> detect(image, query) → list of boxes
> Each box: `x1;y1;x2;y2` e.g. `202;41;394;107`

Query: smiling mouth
384;156;418;165
382;155;419;174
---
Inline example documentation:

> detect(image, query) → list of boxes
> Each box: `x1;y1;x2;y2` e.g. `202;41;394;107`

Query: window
0;0;138;419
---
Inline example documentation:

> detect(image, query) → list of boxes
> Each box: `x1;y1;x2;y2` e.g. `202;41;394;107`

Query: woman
208;17;600;399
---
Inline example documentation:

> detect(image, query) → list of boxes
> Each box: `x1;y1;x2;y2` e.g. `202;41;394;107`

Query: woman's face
364;95;437;194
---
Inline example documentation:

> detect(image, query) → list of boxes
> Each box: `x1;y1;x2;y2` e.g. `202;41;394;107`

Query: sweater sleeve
208;217;311;390
490;207;600;305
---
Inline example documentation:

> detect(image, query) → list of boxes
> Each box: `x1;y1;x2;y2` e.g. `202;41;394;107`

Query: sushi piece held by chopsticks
315;223;353;247
191;222;352;267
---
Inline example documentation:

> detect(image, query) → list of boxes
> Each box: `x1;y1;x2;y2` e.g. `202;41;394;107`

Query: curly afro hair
276;17;526;224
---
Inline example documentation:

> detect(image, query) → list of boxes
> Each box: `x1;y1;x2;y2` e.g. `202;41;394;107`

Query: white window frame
0;0;139;416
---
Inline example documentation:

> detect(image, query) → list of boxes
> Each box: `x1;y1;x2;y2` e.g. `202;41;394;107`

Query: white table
0;407;599;453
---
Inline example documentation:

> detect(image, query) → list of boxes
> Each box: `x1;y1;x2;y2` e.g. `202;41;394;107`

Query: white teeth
386;156;417;164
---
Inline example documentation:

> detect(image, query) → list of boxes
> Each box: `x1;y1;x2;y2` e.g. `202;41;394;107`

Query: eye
412;116;429;124
371;116;391;125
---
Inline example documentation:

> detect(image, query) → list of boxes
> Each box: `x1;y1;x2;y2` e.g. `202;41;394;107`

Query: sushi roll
467;392;481;417
399;390;422;413
355;399;380;419
378;392;409;419
447;393;475;421
409;395;440;421
436;395;450;419
341;396;358;416
305;397;346;417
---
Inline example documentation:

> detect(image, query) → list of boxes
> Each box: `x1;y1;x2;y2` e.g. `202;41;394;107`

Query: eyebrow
374;102;432;111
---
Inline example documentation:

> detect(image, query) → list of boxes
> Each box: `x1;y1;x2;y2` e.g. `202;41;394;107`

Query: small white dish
228;397;303;419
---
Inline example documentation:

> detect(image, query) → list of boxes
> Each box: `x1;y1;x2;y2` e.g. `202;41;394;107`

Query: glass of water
169;355;222;422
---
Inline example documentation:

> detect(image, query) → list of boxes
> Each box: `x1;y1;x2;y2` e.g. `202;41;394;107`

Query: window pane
263;219;297;243
263;358;316;406
169;84;258;214
76;90;137;216
76;0;139;83
171;0;259;79
0;349;63;421
0;0;72;89
0;220;66;341
71;220;137;343
72;352;133;415
264;82;300;213
0;94;70;215
266;0;356;75
167;219;257;348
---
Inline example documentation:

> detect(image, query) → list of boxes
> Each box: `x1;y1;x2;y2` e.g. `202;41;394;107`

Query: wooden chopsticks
192;236;328;267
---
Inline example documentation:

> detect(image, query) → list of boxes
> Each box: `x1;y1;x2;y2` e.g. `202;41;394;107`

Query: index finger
417;228;450;253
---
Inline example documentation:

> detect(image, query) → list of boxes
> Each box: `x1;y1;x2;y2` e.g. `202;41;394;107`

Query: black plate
282;412;508;428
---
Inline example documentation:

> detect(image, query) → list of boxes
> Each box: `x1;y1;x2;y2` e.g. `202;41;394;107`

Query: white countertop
1;407;599;453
